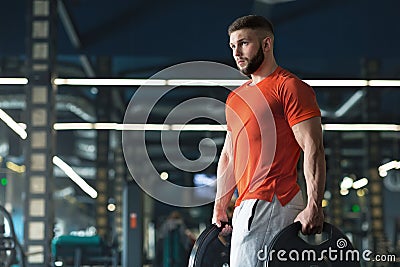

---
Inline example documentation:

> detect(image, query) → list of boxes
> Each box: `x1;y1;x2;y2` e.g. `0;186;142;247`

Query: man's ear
263;36;270;50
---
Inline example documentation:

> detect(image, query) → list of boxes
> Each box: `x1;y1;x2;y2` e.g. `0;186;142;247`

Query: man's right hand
212;208;232;235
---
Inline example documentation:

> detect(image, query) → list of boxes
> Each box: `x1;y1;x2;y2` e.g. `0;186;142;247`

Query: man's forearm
214;153;236;212
214;189;235;214
292;117;326;233
214;131;236;212
303;144;326;208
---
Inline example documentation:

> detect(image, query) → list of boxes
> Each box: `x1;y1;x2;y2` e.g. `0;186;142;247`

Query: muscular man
212;15;326;266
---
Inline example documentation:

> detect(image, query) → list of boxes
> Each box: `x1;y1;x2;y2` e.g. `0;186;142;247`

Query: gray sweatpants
230;191;304;267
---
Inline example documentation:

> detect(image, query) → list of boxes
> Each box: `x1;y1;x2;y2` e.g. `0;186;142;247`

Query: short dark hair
228;15;274;36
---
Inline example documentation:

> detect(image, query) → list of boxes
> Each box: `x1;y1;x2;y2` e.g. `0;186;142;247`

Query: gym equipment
266;221;361;267
188;221;361;267
0;205;26;267
188;223;230;267
51;235;118;267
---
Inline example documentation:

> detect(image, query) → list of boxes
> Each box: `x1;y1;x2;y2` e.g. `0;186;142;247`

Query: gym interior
0;1;399;266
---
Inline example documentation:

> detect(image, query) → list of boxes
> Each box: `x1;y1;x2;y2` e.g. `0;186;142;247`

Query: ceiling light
323;124;400;131
0;78;28;85
334;90;365;117
53;78;166;86
378;160;400;177
356;189;366;197
340;176;354;190
53;123;400;132
52;156;98;199
54;123;227;131
304;80;368;87
116;124;170;131
368;80;400;87
160;172;169;180
6;161;26;173
167;79;245;87
379;170;388;178
2;77;400;88
352;178;369;189
170;124;227;131
0;109;27;139
107;203;116;212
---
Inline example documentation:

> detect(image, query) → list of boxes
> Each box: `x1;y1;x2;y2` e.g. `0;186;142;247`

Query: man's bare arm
212;131;236;227
291;116;326;234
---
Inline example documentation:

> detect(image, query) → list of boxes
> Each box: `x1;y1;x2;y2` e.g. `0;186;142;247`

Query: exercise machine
0;205;26;267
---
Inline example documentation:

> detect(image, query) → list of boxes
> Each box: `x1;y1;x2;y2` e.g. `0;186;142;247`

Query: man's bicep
221;130;233;159
291;117;323;151
216;131;236;190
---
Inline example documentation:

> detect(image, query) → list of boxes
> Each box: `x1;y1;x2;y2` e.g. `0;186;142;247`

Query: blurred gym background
0;0;399;266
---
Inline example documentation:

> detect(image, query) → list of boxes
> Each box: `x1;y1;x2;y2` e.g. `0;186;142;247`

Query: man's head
228;15;274;37
228;15;275;75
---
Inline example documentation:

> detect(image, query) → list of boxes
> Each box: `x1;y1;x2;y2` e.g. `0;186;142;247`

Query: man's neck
250;58;278;85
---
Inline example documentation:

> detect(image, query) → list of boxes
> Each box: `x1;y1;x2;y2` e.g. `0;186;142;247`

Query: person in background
156;211;195;267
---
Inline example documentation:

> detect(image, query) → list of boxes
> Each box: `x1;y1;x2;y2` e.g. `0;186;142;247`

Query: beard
238;44;264;76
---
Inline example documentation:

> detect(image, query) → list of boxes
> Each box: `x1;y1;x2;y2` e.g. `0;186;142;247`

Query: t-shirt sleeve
225;91;235;132
281;77;321;127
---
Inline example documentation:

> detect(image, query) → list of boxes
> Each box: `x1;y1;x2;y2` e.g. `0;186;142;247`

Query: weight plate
188;224;231;267
267;222;361;267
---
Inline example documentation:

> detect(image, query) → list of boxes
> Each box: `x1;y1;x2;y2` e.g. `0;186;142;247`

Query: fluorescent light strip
334;90;365;117
0;78;28;85
0;109;28;139
53;78;400;87
53;78;245;87
378;160;400;177
304;80;368;87
53;78;167;86
170;124;227;131
323;124;400;131
115;124;170;131
92;123;119;130
340;176;354;190
52;156;98;199
54;123;399;132
369;80;400;87
54;123;227;131
378;160;400;172
2;78;400;87
6;161;26;173
53;123;168;131
167;79;245;87
53;123;94;130
352;178;369;189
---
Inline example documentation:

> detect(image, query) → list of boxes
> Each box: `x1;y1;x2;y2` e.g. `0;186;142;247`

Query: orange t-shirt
226;66;321;207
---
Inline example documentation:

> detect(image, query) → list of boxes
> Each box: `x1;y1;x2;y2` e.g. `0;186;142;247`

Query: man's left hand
294;203;324;235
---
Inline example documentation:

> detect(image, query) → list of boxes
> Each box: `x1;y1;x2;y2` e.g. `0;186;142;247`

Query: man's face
229;29;265;75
